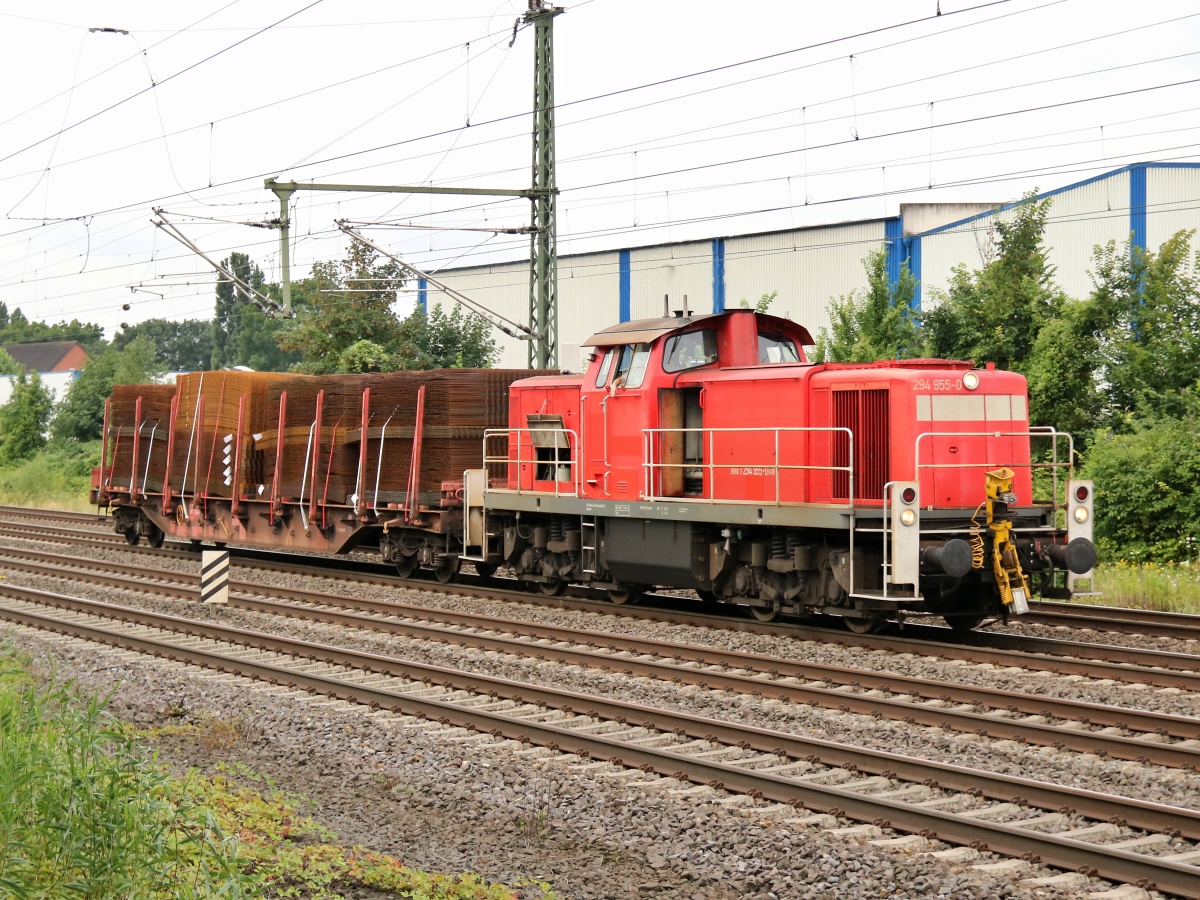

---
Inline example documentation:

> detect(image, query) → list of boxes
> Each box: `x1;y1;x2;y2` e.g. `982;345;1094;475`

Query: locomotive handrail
483;427;581;498
640;425;855;507
912;428;1075;509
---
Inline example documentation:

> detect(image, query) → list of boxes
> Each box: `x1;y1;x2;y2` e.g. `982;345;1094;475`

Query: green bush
1083;412;1200;562
0;651;251;899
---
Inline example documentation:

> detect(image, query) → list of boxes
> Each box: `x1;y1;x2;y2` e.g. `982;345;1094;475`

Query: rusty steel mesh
106;384;177;493
106;367;547;509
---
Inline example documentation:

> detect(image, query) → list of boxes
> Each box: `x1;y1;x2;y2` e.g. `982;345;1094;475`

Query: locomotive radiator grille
832;388;889;502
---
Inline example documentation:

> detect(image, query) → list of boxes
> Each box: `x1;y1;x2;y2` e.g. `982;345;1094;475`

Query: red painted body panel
506;311;1037;512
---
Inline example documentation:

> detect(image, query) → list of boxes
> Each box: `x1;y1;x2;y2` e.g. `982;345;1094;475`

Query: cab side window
612;343;651;389
663;329;718;373
758;331;801;364
593;348;614;387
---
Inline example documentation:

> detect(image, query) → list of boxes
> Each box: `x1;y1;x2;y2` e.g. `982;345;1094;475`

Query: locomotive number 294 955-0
912;378;962;391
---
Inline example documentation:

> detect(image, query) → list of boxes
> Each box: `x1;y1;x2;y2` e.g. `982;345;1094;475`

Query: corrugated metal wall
725;222;887;327
1040;171;1131;300
1147;166;1200;249
628;241;712;320
919;170;1133;304
435;252;624;371
430;165;1200;370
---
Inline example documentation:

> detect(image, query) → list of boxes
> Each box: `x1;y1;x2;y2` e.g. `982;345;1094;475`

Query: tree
923;192;1067;372
113;319;215;372
0;346;22;376
1092;230;1200;423
226;300;300;372
211;253;267;370
1025;229;1200;438
402;303;498;369
0;372;53;465
0;305;105;355
811;248;922;363
51;337;159;443
277;241;412;374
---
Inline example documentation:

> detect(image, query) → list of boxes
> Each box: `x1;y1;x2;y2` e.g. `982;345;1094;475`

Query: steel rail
6;517;1200;684
9;512;1200;645
1;587;1198;898
5;545;1198;769
7;542;1200;720
0;506;107;523
1022;603;1200;639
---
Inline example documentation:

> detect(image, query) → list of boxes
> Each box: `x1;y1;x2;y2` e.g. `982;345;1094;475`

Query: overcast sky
1;0;1198;340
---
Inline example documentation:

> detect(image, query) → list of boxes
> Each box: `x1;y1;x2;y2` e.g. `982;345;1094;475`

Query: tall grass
1089;560;1200;614
0;441;100;512
0;651;250;899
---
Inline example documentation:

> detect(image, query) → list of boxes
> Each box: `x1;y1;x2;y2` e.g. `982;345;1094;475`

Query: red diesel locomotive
94;309;1096;632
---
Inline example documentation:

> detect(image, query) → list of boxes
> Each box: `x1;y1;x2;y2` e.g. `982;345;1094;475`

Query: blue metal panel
619;250;631;322
1130;163;1147;254
907;236;922;310
711;238;726;312
417;277;427;313
884;218;903;293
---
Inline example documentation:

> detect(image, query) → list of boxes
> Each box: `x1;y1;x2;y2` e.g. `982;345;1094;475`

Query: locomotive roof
582;313;718;347
582;310;813;347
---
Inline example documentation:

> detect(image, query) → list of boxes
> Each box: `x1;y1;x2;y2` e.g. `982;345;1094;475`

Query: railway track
2;518;1200;657
5;506;1200;894
2;581;1199;897
4;544;1200;770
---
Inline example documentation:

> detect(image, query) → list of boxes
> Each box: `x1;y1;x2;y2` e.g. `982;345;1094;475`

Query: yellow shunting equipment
984;467;1031;614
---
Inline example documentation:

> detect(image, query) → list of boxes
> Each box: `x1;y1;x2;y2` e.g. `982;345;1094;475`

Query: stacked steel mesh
172;371;293;499
256;369;549;509
106;384;177;493
105;367;546;511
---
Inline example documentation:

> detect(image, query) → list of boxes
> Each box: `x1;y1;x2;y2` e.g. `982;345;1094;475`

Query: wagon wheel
607;586;643;606
943;614;985;635
433;556;461;584
394;555;419;578
473;562;496;578
748;604;778;623
123;530;141;547
843;614;886;634
147;526;165;549
539;578;568;596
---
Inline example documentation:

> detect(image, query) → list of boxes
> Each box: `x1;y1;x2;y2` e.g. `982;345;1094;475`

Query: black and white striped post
201;549;230;605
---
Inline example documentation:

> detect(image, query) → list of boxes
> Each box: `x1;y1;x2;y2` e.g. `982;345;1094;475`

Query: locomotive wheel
473;563;496;578
394;555;418;578
607;587;642;605
943;614;985;635
147;526;165;549
749;605;778;623
539;579;568;596
123;530;141;546
696;589;719;604
433;556;461;584
843;614;886;634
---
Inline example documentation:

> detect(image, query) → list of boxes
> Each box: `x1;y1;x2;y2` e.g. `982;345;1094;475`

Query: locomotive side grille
832;388;890;502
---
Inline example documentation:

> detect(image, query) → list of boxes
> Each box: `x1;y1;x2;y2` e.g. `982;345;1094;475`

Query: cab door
581;348;614;498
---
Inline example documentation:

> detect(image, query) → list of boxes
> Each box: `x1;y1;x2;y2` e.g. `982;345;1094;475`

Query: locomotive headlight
900;508;917;526
1073;506;1090;524
963;371;980;390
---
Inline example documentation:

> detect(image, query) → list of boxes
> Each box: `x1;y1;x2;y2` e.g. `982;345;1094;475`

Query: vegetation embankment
0;647;551;900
